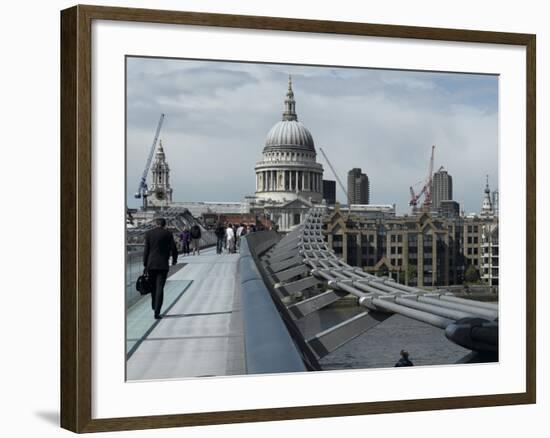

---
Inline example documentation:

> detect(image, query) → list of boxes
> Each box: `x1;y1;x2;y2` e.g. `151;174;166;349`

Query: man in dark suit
143;218;178;319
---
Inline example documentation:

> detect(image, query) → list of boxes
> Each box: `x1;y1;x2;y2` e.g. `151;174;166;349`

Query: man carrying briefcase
143;217;178;319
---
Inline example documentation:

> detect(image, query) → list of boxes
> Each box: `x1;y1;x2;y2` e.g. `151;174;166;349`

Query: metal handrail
238;234;310;373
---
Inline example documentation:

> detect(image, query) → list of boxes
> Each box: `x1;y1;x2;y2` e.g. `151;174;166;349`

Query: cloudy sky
126;56;498;214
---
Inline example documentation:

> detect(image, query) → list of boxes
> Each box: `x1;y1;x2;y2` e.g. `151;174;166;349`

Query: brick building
323;205;497;287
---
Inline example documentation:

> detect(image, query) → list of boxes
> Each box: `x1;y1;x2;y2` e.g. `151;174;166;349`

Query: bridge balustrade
247;207;498;368
239;232;311;373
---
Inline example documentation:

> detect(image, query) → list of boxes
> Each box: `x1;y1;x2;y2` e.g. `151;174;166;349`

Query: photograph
125;57;500;381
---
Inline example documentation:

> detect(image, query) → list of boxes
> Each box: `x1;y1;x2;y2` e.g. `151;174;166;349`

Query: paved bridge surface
126;247;245;380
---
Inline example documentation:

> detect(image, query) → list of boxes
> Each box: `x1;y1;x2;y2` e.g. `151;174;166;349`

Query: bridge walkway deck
126;247;245;381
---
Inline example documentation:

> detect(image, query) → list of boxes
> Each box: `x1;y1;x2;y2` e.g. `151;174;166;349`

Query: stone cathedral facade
252;77;324;231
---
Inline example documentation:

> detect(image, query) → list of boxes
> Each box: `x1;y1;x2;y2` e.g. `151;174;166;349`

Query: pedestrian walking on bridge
226;223;235;254
143;218;178;319
236;223;245;251
215;222;225;255
180;228;190;256
190;224;202;255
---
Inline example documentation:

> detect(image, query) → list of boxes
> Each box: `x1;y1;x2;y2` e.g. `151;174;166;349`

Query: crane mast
134;113;165;209
319;147;350;205
409;145;436;214
422;144;435;211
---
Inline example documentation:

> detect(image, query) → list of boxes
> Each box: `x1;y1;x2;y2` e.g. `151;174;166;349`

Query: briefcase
136;269;151;295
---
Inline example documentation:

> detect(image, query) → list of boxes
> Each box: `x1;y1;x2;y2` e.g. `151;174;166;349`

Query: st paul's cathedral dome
254;76;323;205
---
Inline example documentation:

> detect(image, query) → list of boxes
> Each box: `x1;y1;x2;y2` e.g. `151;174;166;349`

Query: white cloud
126;58;498;214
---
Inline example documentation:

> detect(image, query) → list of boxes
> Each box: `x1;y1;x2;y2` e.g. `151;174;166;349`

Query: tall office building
439;200;460;218
432;168;453;210
347;168;370;204
322;179;336;205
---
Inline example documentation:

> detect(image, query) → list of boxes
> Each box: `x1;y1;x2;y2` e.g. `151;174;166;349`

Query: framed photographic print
60;4;536;433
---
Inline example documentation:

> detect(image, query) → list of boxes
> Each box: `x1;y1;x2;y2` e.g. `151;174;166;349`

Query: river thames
298;304;478;370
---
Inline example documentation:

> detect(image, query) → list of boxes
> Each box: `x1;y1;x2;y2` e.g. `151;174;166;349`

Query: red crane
409;145;436;214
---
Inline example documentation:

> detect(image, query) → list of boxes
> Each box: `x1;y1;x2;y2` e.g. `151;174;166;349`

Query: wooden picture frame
60;4;536;433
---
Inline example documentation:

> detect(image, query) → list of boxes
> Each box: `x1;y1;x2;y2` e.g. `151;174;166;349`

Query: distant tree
395;269;406;284
406;264;417;285
464;264;480;283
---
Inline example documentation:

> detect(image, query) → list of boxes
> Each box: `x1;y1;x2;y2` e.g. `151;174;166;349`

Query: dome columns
255;167;322;196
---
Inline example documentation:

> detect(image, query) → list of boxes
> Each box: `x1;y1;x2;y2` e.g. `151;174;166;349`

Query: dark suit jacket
143;227;178;270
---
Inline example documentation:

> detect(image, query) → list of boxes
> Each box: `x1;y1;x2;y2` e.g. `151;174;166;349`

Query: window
424;233;433;245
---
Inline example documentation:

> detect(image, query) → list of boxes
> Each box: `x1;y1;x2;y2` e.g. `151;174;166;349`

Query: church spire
157;139;165;156
282;75;298;121
481;174;493;217
149;138;172;204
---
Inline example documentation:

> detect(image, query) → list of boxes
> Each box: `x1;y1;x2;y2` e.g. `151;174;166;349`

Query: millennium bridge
126;207;498;380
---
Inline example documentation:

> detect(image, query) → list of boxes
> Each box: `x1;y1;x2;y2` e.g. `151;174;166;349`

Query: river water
297;304;477;370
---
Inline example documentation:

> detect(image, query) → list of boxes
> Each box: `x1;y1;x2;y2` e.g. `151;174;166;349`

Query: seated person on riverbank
394;350;414;367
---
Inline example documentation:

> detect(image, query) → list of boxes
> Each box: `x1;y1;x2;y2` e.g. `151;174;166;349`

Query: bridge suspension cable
254;207;498;359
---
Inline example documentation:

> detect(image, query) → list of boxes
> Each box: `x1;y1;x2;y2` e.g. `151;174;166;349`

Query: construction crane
409;145;436;214
319;147;350;205
134;113;165;209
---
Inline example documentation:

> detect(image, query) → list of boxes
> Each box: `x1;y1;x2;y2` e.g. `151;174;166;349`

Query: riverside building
323;180;499;288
